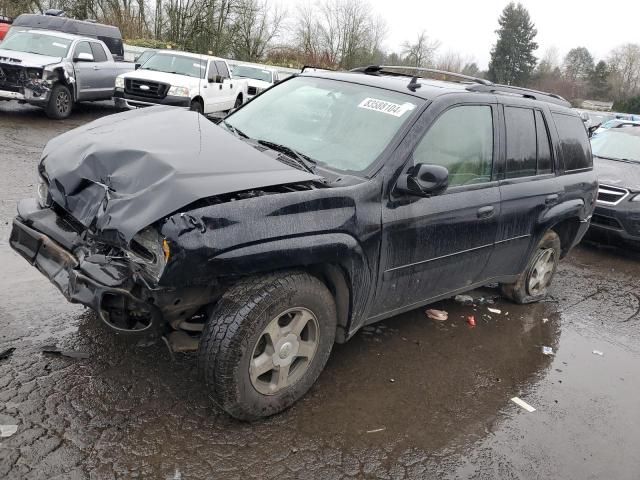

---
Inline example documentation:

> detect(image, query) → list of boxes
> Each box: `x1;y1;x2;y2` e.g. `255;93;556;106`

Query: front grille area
124;78;169;99
597;185;629;205
247;86;257;95
592;214;623;230
0;63;26;90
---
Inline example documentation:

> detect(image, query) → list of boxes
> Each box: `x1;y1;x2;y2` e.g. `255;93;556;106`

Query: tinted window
215;61;230;79
90;42;107;62
413;105;494;187
535;110;553;174
208;61;219;78
505;107;537;178
553;113;592;170
74;41;93;60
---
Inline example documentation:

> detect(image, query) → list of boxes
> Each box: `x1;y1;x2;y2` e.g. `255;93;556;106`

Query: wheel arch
550;216;581;258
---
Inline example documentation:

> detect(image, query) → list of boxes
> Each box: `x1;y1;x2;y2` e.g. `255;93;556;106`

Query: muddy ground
1;102;640;480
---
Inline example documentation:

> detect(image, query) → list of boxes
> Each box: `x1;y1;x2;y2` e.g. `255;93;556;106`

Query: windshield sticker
52;42;68;49
358;98;415;117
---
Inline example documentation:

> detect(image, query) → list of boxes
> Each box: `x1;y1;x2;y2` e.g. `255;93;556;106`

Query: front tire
190;99;204;114
234;94;243;109
198;271;337;420
500;230;561;304
45;84;73;119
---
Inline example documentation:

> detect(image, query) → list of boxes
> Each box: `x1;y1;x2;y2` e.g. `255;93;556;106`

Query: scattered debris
488;307;502;314
467;315;476;327
389;378;395;383
592;350;604;356
366;428;386;434
454;295;474;305
542;346;554;356
542;318;549;323
0;347;15;362
291;447;298;454
511;397;536;412
426;309;448;321
0;424;18;438
41;346;90;359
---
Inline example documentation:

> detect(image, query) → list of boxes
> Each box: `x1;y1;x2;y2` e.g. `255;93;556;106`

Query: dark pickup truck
10;66;597;420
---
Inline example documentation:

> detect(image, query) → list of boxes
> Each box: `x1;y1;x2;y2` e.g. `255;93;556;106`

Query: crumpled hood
0;49;62;68
593;156;640;192
42;106;320;244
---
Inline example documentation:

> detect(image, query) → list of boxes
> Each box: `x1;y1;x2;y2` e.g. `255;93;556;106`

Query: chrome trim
385;242;493;273
597;184;629;206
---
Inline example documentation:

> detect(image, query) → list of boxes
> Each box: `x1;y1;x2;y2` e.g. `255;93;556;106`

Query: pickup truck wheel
500;230;561;304
234;95;243;108
45;84;73;119
198;271;336;420
189;99;204;114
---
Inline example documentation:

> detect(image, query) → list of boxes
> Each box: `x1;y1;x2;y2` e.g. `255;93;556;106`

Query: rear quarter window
552;113;592;171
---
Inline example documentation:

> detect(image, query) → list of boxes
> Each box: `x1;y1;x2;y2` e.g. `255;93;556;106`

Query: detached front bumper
113;89;191;109
0;85;51;106
9;203;162;334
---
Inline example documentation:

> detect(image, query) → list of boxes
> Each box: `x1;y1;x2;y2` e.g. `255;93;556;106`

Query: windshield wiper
222;121;250;139
595;154;637;163
257;140;317;173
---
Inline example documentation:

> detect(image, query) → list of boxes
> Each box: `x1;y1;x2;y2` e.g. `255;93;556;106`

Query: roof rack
301;65;335;73
351;65;492;86
466;84;571;107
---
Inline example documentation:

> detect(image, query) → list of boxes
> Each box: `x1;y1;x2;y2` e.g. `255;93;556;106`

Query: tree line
2;0;639;112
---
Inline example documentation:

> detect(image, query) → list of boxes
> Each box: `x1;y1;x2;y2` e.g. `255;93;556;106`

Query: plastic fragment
592;350;604;356
454;295;474;305
511;397;536;412
542;318;549;323
467;315;476;327
542;346;554;356
426;309;448;321
366;428;386;433
41;346;90;359
488;307;501;314
0;424;18;438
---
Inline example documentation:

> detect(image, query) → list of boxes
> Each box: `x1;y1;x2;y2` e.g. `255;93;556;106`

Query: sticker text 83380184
358;98;415;117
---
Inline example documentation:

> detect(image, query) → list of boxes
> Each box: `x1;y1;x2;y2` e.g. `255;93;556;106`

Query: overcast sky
282;0;640;69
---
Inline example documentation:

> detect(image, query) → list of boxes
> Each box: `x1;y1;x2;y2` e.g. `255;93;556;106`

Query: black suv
10;66;597;419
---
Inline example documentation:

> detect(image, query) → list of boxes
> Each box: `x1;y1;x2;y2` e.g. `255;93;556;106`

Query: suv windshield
141;53;206;78
1;31;71;57
224;76;419;173
233;65;273;83
591;129;640;163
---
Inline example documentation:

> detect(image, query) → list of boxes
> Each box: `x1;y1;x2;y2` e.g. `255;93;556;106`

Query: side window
552;113;593;171
90;43;108;62
208;61;219;78
413;105;494;187
73;41;93;61
505;107;537;178
215;61;230;79
535;111;553;174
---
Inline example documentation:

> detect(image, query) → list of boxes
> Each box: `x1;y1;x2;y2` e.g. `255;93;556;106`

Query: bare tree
231;0;285;61
435;50;464;73
608;43;640;100
401;31;439;68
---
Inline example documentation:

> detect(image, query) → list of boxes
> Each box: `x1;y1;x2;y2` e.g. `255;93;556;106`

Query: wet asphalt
1;102;640;479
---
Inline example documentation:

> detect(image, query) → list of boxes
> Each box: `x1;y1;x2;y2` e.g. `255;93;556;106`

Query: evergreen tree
589;60;610;100
563;47;595;82
487;2;538;86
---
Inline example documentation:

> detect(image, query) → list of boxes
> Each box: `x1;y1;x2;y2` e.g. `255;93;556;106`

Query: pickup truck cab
0;29;133;118
114;50;248;114
10;67;597;420
232;64;282;100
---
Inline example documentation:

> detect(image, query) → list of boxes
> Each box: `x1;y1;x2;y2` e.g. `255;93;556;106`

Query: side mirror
135;63;141;70
74;52;94;62
396;163;449;197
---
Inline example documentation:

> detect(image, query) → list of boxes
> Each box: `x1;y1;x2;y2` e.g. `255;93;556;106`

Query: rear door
483;102;563;278
372;98;501;317
88;42;113;98
72;41;101;100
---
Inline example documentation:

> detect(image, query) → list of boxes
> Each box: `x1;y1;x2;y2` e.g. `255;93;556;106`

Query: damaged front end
0;60;55;103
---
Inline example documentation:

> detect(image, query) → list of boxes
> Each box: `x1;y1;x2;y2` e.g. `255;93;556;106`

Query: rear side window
215;61;230;79
413;105;494;187
90;43;107;62
505;107;537;178
552;113;592;171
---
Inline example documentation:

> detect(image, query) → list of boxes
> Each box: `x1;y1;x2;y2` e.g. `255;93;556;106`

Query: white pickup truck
114;50;247;114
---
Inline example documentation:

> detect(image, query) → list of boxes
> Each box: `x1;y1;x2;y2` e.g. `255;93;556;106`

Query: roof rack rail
351;65;492;86
301;65;335;73
466;84;571;107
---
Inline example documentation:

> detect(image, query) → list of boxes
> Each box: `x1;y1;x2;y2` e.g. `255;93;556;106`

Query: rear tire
45;84;73;119
500;230;561;304
198;271;337;420
190;99;204;114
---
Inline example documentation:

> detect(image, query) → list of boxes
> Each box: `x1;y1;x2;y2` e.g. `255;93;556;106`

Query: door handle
219;85;222;90
92;65;99;70
477;206;495;219
545;194;559;205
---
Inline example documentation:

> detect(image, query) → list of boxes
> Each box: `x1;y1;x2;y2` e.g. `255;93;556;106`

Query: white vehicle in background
232;64;281;99
113;50;247;114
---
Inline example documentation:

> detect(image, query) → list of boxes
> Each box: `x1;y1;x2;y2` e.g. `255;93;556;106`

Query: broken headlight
36;175;52;208
127;227;171;282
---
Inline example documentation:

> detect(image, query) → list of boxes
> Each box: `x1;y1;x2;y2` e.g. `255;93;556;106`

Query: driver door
372;99;501;316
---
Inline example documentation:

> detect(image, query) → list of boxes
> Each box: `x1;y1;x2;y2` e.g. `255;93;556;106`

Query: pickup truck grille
124;78;169;99
0;63;25;90
597;185;629;205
